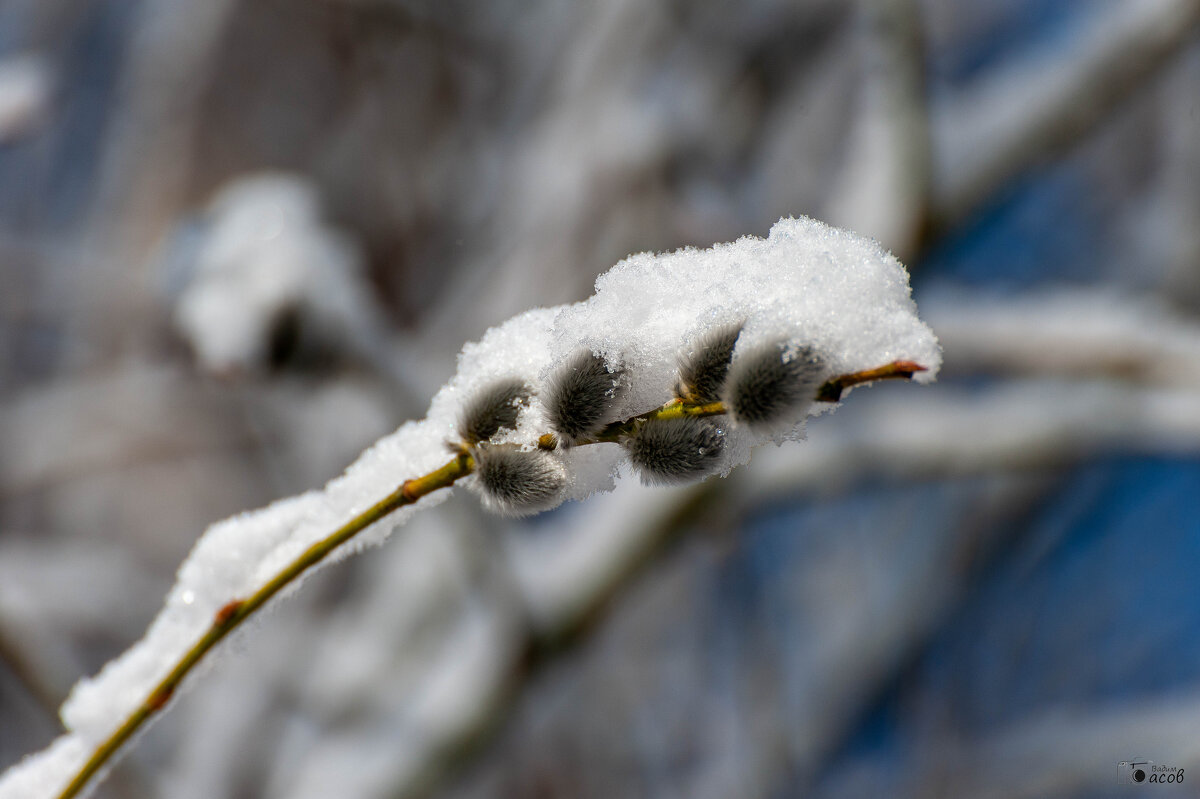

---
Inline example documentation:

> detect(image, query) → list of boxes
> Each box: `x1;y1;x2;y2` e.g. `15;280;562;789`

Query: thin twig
55;453;474;799
816;361;927;402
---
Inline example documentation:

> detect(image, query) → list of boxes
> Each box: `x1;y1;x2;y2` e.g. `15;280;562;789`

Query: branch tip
816;360;928;402
401;479;421;502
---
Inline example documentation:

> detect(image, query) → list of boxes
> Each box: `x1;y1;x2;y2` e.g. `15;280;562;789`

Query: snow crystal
4;215;938;797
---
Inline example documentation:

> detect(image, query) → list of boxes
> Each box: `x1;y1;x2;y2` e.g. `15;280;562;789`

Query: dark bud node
459;378;533;445
675;321;743;404
546;350;623;443
623;416;725;485
473;444;568;517
724;339;826;428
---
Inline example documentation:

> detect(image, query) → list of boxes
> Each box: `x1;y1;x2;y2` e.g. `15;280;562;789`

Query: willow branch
56;359;925;799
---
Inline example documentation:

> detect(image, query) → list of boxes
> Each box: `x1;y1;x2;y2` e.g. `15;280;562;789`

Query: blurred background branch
3;1;1200;797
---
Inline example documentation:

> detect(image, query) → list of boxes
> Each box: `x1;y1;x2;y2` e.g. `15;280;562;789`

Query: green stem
56;453;474;799
583;400;727;444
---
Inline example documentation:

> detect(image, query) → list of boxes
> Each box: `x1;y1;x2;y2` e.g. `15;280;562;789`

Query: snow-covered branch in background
924;289;1200;384
824;0;932;260
0;217;939;799
167;175;395;380
933;0;1200;229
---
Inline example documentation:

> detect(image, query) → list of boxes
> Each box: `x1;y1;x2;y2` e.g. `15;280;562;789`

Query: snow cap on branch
3;216;938;799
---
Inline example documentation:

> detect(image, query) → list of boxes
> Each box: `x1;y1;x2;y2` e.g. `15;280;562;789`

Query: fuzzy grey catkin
622;416;725;485
546;350;622;443
458;378;532;445
724;339;826;428
675;322;743;403
472;444;568;516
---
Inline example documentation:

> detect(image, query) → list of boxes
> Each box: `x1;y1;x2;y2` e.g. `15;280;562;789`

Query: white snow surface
0;216;938;798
